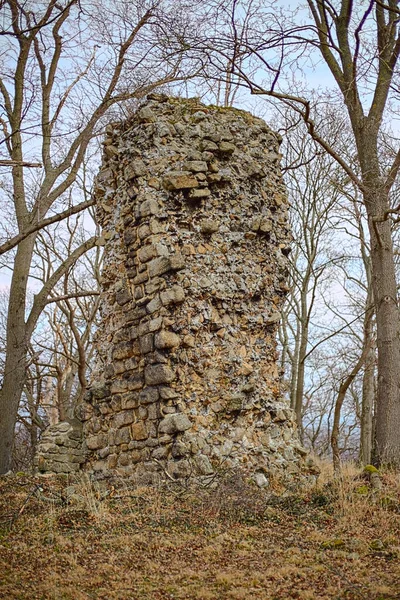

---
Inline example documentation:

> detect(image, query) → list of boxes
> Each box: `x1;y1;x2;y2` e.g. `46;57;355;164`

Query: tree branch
26;236;97;339
0;197;96;256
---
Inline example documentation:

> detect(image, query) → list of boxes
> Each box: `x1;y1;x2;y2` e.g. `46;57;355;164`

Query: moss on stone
363;464;379;474
321;538;345;549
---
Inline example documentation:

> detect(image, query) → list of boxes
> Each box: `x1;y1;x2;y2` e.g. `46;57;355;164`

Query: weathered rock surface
34;422;86;474
36;96;311;485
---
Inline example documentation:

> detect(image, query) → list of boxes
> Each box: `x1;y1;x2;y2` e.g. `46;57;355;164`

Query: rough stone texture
36;95;311;484
34;422;86;474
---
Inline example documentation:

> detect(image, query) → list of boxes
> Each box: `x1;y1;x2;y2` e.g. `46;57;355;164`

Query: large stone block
159;414;191;435
144;364;175;386
162;172;199;190
155;330;180;349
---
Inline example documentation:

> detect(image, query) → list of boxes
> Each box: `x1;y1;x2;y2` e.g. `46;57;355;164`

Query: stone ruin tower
36;95;309;485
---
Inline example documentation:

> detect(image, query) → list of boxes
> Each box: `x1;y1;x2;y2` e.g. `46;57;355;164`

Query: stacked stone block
34;422;85;474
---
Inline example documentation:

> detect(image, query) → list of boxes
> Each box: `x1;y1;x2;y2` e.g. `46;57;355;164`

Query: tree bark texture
360;317;375;466
366;188;400;466
0;237;34;473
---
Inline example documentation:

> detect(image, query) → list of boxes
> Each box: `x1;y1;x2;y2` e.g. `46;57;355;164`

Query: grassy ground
0;462;399;600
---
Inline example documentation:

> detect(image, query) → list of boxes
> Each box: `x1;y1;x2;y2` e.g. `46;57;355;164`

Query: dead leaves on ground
0;470;399;599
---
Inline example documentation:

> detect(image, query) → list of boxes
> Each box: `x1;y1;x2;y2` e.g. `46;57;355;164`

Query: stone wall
34;421;85;474
36;95;310;485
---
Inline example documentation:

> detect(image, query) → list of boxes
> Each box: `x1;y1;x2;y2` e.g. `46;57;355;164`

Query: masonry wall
41;96;309;485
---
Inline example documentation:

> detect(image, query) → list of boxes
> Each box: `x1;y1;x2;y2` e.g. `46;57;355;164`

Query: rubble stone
35;96;311;486
34;422;86;474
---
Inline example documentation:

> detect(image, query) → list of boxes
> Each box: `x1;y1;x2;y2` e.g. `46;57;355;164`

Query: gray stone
75;402;93;422
193;455;213;475
113;410;135;429
147;256;172;277
137;106;156;122
146;295;162;314
115;288;131;305
148;316;164;332
167;459;191;478
254;472;269;488
125;160;147;179
160;285;185;305
172;441;189;458
144;364;176;385
115;426;131;445
152;446;169;460
159;413;191;434
139;333;154;354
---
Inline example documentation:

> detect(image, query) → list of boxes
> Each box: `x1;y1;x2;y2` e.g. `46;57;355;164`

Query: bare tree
278;120;344;439
276;107;380;464
9;209;102;466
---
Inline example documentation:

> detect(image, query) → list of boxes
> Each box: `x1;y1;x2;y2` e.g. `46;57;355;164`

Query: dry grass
0;463;399;600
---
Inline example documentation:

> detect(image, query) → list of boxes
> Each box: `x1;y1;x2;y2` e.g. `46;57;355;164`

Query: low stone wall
34;422;85;474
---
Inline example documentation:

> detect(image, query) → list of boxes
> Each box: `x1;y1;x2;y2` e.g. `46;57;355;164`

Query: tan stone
183;334;195;347
131;422;147;441
188;188;211;199
163;172;199;191
159;413;191;434
182;161;208;172
86;433;107;450
155;330;180;349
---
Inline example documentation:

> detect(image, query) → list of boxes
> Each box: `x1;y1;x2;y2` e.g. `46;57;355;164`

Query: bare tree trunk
58;367;77;423
289;332;299;410
0;236;95;472
332;344;370;474
365;187;400;466
360;317;375;465
294;332;307;442
0;237;34;472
